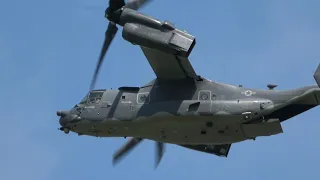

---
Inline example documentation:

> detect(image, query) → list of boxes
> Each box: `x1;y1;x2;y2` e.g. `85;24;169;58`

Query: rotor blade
112;137;143;165
155;142;164;168
90;22;118;91
109;0;125;11
125;0;151;10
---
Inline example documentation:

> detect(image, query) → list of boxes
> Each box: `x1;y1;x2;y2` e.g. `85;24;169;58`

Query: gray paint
58;76;320;147
58;2;320;167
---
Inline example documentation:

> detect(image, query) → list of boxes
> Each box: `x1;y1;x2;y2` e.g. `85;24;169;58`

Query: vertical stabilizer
313;63;320;87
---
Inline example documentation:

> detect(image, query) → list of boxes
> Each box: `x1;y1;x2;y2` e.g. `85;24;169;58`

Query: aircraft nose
59;117;68;127
57;110;70;127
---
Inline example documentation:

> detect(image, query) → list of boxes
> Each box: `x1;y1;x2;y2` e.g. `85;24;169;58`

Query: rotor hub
105;7;123;24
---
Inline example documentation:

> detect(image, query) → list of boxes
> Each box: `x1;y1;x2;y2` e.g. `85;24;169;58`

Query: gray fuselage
59;78;319;145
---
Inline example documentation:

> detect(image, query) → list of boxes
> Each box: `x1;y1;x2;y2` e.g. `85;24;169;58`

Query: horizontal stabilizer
313;63;320;87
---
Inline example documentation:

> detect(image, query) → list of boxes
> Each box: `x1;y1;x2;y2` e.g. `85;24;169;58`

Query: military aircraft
57;0;320;168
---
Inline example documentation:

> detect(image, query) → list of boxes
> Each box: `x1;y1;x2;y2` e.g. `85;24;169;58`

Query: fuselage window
198;90;211;101
137;92;150;104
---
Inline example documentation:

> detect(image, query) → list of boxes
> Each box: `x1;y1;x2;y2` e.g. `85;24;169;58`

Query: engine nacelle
122;23;196;57
119;8;164;30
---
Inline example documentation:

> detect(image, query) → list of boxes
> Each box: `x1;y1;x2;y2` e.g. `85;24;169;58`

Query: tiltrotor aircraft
57;0;320;168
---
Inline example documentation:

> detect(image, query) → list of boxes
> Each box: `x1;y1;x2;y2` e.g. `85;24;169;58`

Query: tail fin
313;63;320;87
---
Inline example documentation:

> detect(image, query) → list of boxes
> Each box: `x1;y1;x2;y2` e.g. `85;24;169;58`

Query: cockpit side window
88;91;104;104
79;94;88;104
79;91;105;104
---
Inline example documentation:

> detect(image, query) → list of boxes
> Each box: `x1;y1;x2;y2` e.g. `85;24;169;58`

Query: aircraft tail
313;63;320;87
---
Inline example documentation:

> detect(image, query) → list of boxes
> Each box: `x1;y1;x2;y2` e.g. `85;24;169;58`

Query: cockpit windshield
79;91;105;104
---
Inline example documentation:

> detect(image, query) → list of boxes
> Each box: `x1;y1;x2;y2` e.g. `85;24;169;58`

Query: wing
180;144;232;157
141;47;200;80
121;21;200;81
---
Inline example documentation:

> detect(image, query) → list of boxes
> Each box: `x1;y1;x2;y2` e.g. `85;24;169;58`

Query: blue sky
1;0;320;179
